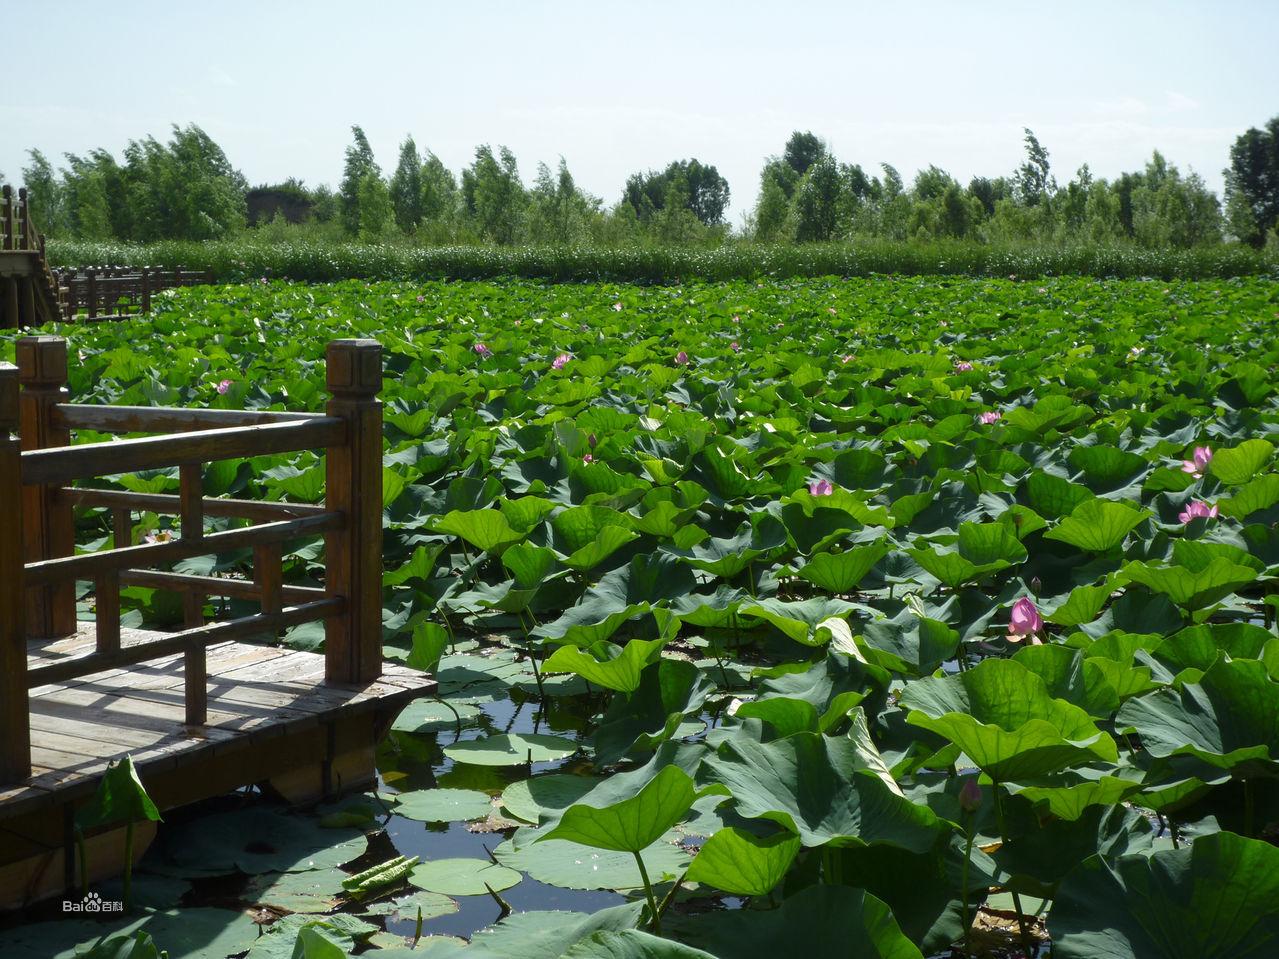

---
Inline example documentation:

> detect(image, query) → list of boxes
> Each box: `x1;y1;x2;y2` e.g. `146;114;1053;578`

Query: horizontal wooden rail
24;512;342;589
119;568;324;603
60;486;329;522
25;599;343;688
54;404;324;434
21;417;345;487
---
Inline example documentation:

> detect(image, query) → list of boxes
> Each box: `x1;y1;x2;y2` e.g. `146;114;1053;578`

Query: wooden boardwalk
8;625;433;818
0;334;437;909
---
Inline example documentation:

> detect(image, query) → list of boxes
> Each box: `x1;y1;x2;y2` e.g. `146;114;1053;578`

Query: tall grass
47;238;1279;284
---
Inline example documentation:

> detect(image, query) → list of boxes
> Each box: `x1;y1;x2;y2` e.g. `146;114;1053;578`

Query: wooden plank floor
2;623;435;820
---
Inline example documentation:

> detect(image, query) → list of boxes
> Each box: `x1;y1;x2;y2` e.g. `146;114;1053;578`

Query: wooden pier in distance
0;336;435;909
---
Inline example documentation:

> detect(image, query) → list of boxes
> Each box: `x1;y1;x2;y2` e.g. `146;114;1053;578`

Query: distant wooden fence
52;266;213;322
1;184;213;327
0;336;385;785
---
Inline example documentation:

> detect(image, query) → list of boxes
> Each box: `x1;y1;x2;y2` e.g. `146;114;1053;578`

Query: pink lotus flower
674;351;689;366
1179;500;1218;524
1007;597;1043;643
979;411;1002;425
588;433;597;449
582;453;594;464
144;530;174;545
730;341;741;352
416;294;425;303
732;315;740;324
473;342;493;359
954;361;974;373
552;353;572;370
808;479;834;496
958;777;982;813
841;354;855;364
1181;446;1212;478
612;302;623;311
216;379;233;394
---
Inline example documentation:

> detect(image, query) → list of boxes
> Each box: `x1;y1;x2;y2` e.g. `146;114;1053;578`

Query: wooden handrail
24;512;342;589
1;336;383;776
21;417;345;486
26;599;344;688
54;404;325;433
60;486;328;521
118;568;325;603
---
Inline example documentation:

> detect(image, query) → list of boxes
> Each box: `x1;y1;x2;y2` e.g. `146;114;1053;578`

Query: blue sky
5;1;1277;224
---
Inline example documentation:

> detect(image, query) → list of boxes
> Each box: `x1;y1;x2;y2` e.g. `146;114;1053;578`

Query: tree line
7;118;1279;248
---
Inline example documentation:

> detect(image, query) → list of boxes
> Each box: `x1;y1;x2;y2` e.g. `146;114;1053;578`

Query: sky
4;1;1277;226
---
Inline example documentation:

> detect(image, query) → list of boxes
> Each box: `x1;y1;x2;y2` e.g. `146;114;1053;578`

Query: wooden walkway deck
0;623;435;907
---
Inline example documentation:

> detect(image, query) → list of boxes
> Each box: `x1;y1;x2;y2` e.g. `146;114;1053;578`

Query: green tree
389;135;424;233
792;155;842;241
21;149;63;235
1014;128;1056;206
623;159;729;226
356;171;393;241
753;172;790;241
783;131;826;176
340;126;380;236
527;158;599;244
1223;116;1279;246
462;145;526;244
420;151;458;224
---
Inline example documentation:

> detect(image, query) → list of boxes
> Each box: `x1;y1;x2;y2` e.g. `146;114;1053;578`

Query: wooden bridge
0;185;211;328
0;336;435;908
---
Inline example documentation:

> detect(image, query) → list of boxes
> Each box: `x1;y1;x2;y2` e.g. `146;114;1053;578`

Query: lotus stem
961;825;976;953
633;851;662;936
992;782;1035;957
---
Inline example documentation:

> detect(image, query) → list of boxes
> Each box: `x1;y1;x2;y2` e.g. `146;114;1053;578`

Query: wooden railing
53;266;213;321
0;336;384;785
1;185;42;253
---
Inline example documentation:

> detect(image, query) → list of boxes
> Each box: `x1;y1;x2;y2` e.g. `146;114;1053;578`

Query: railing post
18;336;76;639
1;185;12;251
0;363;32;784
86;269;97;320
141;268;151;313
324;339;383;684
17;187;30;251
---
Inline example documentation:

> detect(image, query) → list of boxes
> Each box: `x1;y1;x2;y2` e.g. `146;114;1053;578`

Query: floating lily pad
408;857;523;896
444;733;579;767
393;787;495;822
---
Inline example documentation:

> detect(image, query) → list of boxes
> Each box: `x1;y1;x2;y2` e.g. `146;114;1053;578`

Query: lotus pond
2;274;1279;958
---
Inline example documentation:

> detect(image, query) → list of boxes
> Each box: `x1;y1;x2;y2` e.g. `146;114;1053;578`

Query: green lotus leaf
671;885;923;959
1219;473;1279;519
393;787;494;822
543;637;669;692
684;826;801;896
1045;582;1114;626
1115;658;1279;774
906;547;1006;588
1043;498;1149;552
500;774;602;825
957;520;1029;566
860;608;960;677
702;732;946;850
592;659;713;766
902;658;1118;780
433;508;525;554
562;930;718;959
539;765;699;852
1209;439;1274;486
1023;470;1094;519
149;808;367;876
467;903;646;959
740;598;863;646
407;857;522;896
1050;831;1279;959
1120;556;1258;610
443;732;578;767
495;828;690;891
795;541;889;593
